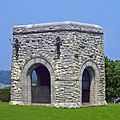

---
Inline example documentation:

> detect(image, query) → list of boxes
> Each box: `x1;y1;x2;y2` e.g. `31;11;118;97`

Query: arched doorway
80;60;100;105
30;64;51;103
82;67;92;103
21;57;55;105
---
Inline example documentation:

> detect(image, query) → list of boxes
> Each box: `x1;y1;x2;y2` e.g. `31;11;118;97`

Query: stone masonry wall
11;21;106;107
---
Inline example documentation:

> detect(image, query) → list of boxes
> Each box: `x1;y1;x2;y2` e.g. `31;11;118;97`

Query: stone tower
11;21;107;108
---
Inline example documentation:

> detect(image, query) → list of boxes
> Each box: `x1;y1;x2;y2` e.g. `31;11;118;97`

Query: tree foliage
0;87;11;102
105;56;120;102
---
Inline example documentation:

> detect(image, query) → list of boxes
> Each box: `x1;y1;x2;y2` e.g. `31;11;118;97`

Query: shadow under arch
30;63;51;103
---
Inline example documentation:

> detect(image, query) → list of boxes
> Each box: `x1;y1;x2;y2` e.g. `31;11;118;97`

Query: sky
0;0;120;70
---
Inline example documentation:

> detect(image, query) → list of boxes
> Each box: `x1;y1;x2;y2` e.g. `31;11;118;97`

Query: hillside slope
0;70;11;84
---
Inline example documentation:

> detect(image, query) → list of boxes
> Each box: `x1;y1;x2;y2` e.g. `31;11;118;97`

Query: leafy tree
105;56;120;102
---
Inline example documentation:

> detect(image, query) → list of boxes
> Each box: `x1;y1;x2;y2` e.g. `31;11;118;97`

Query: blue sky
0;0;120;70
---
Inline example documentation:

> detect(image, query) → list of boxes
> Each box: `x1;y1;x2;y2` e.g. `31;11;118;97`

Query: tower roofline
14;21;102;29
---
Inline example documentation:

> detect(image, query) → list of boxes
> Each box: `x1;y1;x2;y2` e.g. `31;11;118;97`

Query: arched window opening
31;70;37;86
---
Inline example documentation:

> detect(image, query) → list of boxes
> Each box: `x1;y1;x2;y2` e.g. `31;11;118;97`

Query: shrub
0;87;11;102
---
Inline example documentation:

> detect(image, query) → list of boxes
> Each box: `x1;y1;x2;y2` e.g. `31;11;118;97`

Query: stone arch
79;60;100;106
20;57;55;105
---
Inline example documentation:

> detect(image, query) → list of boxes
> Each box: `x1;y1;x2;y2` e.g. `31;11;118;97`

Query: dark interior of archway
82;68;91;103
31;64;51;103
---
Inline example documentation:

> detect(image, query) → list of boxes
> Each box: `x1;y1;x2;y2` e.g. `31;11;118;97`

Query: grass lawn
0;102;119;120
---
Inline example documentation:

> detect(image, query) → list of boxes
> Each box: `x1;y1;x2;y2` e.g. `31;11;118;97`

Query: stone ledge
14;21;102;29
13;21;103;35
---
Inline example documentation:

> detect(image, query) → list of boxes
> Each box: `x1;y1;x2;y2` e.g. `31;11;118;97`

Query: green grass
0;103;120;120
